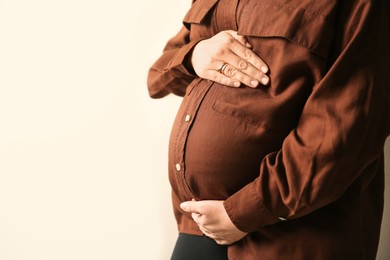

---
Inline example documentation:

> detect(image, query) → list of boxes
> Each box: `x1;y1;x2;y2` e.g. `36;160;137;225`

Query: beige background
0;1;388;259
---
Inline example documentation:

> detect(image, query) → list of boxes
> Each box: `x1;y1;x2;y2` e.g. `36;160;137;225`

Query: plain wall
0;1;388;259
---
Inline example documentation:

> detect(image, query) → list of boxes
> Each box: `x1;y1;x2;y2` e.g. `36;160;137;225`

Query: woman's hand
180;200;248;245
191;30;269;88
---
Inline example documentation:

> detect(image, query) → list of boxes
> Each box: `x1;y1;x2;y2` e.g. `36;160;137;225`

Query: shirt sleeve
147;25;201;98
224;0;390;232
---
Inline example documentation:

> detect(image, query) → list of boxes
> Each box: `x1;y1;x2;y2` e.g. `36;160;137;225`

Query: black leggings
171;233;228;260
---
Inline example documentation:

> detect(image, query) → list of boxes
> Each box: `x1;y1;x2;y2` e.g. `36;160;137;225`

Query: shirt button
278;217;287;221
175;163;181;171
185;114;191;122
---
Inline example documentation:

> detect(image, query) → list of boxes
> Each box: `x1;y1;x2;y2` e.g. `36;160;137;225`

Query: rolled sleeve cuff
167;39;203;78
224;181;281;233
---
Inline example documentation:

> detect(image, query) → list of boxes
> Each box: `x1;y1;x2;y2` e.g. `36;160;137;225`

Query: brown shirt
147;0;390;259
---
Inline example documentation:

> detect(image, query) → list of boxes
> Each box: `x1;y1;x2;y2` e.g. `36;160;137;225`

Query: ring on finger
217;63;229;74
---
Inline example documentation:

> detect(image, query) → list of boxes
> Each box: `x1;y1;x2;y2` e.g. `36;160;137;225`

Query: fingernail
251;80;259;87
245;42;253;48
234;81;241;87
261;76;269;85
261;65;268;73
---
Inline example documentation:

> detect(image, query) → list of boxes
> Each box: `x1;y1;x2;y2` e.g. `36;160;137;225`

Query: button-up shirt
147;0;390;259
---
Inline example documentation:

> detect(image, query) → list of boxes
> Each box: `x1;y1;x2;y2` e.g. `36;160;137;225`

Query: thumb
180;200;201;214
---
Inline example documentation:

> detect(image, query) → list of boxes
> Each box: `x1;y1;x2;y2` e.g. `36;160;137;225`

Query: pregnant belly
182;85;287;200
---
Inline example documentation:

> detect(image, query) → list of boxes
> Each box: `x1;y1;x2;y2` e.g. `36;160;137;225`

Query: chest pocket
182;0;219;40
237;1;335;58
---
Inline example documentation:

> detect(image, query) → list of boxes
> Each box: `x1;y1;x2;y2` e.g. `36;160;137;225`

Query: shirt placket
172;0;240;201
173;80;214;201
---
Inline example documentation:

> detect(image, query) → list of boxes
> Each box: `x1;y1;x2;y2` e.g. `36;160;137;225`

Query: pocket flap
238;2;334;57
183;0;219;28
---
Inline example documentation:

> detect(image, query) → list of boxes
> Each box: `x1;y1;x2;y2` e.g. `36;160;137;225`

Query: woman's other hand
191;30;269;88
180;200;248;245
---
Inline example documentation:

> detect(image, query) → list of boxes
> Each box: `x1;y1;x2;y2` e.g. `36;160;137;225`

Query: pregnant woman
147;0;390;259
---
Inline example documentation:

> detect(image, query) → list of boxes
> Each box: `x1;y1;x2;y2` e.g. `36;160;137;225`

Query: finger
225;30;252;49
231;56;270;87
180;201;201;214
191;212;202;225
214;49;269;86
217;59;269;88
199;226;225;242
214;239;231;246
204;70;241;88
229;40;269;75
199;226;218;240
